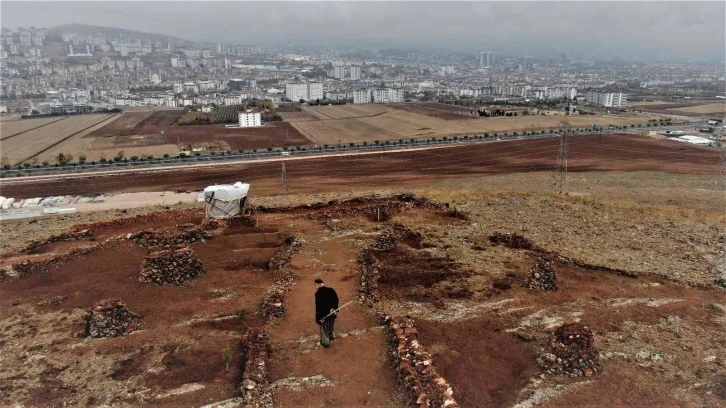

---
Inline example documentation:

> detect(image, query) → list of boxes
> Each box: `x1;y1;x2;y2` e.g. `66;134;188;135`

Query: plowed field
1;134;718;200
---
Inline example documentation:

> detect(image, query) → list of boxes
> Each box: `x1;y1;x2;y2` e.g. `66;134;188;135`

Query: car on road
281;151;291;156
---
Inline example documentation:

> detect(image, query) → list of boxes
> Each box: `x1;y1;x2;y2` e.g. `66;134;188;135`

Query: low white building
238;109;261;127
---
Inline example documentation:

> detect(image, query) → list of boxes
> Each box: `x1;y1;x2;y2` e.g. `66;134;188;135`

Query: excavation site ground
1;170;724;407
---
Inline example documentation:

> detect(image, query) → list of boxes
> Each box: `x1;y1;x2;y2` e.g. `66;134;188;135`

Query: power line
281;162;288;193
718;128;726;191
553;118;571;193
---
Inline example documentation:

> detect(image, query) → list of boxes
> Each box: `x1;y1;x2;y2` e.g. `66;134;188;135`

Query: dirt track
2;134;718;200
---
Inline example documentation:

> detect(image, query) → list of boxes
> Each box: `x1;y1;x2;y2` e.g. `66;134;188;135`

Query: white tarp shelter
203;182;250;218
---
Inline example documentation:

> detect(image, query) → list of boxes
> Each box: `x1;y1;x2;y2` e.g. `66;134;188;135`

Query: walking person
315;278;339;348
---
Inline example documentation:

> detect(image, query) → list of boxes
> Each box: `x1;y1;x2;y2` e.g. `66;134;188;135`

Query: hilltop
46;23;191;44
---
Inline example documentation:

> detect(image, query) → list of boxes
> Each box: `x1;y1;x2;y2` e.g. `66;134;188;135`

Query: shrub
42;161;49;166
147;155;153;160
23;162;31;168
267;147;273;152
113;156;121;162
349;142;355;147
194;152;201;156
239;149;245;154
222;347;234;373
163;153;170;158
130;156;138;161
237;307;246;322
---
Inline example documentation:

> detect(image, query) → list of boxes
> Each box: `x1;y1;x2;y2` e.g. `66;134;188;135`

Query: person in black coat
315;278;339;348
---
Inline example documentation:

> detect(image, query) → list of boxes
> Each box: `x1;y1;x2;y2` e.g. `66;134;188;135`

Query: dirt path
267;220;402;407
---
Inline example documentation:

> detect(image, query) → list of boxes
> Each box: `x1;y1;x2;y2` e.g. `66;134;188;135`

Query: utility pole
718;128;726;192
281;162;288;194
553;118;571;194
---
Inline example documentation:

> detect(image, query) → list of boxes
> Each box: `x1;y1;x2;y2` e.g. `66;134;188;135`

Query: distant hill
46;23;191;44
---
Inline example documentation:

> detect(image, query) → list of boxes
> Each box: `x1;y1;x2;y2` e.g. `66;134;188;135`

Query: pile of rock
373;234;398;251
267;237;302;271
260;237;303;318
388;315;458;408
21;229;92;252
488;231;534;249
524;258;558;291
129;224;210;248
83;298;141;338
538;323;601;377
240;329;272;407
358;250;381;304
139;245;205;285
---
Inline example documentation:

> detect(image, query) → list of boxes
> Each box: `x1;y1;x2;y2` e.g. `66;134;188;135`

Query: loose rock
524;258;558;291
139;245;205;285
538;323;601;377
83;298;141;338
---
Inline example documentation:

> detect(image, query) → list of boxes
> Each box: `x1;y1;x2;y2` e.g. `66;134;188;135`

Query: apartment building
238;109;261;127
585;92;627;108
285;82;323;101
353;88;404;104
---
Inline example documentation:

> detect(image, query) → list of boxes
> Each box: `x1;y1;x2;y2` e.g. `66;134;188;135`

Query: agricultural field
277;111;319;123
0;116;69;140
0;114;117;165
302;104;389;120
292;105;648;145
630;101;726;117
387;102;477;119
88;110;182;138
667;102;726;115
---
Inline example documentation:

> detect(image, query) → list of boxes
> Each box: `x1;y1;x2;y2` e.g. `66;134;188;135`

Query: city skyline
2;1;725;63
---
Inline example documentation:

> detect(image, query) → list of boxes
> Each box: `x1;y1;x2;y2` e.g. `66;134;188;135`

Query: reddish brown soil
416;318;541;407
409;254;726;407
86;115;310;151
376;247;472;303
2;134;718;200
388;102;476;119
137;111;182;127
0;211;292;407
164;122;310;151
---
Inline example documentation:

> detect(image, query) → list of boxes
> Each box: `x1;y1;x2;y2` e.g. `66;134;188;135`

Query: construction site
0;123;725;408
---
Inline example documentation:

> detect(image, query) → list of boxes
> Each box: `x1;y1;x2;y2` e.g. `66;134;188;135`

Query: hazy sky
2;1;725;62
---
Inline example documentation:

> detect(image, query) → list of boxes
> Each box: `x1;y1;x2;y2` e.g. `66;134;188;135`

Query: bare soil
387;102;477;119
0;176;723;407
2;134;718;200
0;210;291;407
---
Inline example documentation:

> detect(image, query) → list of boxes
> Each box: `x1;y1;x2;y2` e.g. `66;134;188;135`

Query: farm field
302;104;389;120
0;116;69;140
2;134;719;200
667;102;726;115
87;110;182;138
76;111;310;160
293;106;648;145
0;114;116;165
277;111;319;122
631;101;726;117
387;102;477;119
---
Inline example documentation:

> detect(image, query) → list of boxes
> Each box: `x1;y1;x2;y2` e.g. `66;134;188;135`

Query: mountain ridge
46;23;192;44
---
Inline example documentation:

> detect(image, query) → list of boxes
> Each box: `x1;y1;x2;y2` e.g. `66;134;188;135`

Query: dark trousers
319;318;335;346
